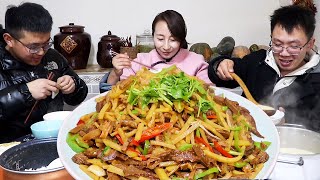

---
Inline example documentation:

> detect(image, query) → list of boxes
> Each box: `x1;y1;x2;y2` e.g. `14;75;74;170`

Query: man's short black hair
5;2;53;39
270;5;316;40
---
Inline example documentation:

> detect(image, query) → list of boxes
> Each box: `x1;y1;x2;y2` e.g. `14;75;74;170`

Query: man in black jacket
0;2;88;143
208;5;320;132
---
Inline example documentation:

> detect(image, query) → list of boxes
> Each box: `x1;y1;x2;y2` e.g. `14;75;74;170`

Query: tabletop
0;168;3;180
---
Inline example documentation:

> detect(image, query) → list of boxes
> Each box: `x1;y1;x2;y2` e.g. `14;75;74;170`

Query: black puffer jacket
208;49;320;132
0;41;88;143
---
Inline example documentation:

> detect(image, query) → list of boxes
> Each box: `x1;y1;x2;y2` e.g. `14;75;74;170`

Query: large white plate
57;87;280;180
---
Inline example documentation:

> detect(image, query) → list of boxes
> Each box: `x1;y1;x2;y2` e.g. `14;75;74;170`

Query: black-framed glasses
11;34;53;54
269;38;310;56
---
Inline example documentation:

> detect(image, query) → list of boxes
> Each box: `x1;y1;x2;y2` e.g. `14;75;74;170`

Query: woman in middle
100;10;212;93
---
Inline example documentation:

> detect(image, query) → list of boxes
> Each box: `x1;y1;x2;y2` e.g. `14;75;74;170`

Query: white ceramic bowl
43;111;71;121
269;110;285;125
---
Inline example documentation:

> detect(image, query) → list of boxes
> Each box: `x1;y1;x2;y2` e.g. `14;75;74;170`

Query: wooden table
0;167;73;180
0;167;4;180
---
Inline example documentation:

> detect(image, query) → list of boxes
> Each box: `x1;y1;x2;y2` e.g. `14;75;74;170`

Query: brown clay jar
54;23;91;69
97;31;121;68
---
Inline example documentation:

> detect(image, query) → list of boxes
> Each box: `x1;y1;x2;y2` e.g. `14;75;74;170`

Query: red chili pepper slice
195;137;214;152
76;119;85;125
131;139;140;146
206;114;217;119
213;141;233;158
132;123;173;145
115;134;124;145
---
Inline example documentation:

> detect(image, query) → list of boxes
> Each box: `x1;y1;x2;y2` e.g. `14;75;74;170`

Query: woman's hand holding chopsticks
111;52;132;77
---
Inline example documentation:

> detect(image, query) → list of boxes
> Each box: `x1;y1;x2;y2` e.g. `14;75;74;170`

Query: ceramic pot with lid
97;31;122;68
54;23;91;70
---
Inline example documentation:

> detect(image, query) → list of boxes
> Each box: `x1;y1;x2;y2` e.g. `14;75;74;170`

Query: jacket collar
265;48;320;93
264;48;320;76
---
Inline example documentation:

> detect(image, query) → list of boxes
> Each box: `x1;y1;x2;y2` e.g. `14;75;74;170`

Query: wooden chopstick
24;72;54;124
110;50;156;70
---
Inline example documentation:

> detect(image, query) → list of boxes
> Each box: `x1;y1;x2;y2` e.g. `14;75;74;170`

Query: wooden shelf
74;64;111;75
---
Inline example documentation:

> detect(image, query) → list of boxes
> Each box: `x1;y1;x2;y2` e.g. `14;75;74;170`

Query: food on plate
66;66;270;179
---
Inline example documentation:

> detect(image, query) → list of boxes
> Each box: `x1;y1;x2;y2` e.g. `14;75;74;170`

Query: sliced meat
119;120;137;128
192;145;215;167
181;111;190;121
174;171;190;179
124;158;148;169
206;133;219;143
225;97;264;138
213;95;226;105
224;98;241;114
244;136;255;156
101;149;119;161
163;112;171;122
116;152;129;161
113;163;158;179
206;110;216;117
251;149;269;165
242;111;264;138
146;157;160;170
119;78;133;90
244;144;255;157
84;147;100;158
96;100;105;112
69;124;85;134
78;130;87;137
217;129;230;139
158;150;200;163
72;153;90;165
106;172;121;180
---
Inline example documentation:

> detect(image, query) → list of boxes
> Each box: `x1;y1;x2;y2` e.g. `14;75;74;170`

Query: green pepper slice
66;133;85;153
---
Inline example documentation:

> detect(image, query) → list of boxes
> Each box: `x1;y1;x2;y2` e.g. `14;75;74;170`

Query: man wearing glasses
0;2;88;143
208;5;320;132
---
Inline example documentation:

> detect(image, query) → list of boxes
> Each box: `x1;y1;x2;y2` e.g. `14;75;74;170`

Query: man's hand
216;59;235;80
27;79;59;100
57;75;75;94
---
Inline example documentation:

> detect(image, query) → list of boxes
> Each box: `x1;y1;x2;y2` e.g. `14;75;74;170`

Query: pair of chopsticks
110;50;155;70
24;72;54;124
